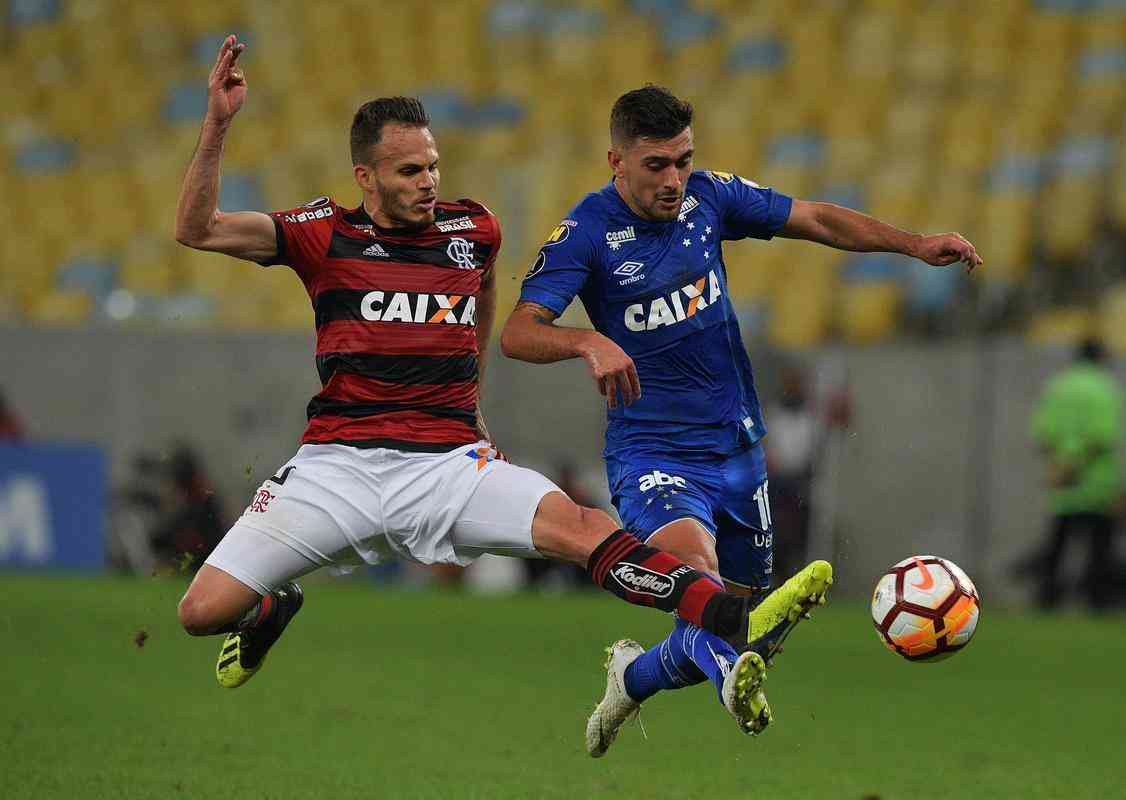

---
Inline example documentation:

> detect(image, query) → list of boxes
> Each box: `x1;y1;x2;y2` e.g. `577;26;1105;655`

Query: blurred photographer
1030;338;1123;610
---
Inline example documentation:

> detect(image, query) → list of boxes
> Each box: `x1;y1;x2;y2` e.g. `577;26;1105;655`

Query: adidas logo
363;243;389;258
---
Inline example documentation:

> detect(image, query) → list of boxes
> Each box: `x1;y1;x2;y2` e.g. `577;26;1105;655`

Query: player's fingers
608;373;626;410
626;362;641;403
210;48;231;83
213;35;233;69
596;375;607;397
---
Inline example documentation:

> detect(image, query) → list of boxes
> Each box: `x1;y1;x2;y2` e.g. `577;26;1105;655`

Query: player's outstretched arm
779;199;983;272
501;302;641;408
174;34;277;263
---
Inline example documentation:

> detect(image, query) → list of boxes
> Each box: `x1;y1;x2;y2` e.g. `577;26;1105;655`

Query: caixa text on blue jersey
623;269;722;332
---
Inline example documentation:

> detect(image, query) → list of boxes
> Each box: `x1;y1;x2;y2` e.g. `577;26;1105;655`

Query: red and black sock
586;530;748;638
213;594;274;635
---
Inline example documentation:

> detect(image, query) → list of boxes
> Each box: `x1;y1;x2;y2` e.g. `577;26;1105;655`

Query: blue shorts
607;445;774;590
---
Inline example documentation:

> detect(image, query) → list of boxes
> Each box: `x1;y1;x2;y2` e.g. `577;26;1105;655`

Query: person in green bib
1031;338;1123;610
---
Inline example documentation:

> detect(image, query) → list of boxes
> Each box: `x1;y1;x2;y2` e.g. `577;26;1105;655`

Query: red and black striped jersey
263;196;500;452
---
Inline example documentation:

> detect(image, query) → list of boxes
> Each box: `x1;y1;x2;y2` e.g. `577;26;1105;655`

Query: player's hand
581;333;641;410
206;34;248;126
912;233;983;273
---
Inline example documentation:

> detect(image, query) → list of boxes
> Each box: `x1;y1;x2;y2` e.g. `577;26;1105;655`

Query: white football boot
721;650;772;735
585;639;645;758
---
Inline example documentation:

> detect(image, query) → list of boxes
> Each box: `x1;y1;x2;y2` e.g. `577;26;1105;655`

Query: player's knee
675;549;718;577
177;593;216;636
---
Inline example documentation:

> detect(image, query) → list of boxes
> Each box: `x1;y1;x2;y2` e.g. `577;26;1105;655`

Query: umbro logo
363;243;389;258
614;261;646;286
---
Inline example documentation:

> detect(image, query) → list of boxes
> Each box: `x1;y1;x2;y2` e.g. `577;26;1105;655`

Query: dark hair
350;97;431;165
610;85;693;146
1077;337;1107;364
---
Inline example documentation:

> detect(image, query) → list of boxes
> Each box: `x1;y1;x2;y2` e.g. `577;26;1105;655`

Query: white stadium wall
1;325;1122;606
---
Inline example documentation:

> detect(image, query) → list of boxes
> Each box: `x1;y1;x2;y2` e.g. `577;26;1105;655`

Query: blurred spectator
765;367;824;583
1028;339;1123;611
148;444;228;574
0;390;25;441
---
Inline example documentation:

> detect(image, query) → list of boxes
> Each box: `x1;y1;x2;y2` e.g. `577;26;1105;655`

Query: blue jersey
519;170;792;462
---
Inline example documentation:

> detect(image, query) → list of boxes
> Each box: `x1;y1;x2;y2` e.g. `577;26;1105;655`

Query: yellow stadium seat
1026;307;1094;347
26;290;94;326
1067;85;1125;135
266;281;315;330
165;3;246;37
1024;11;1081;57
784;12;841;81
862;0;921;18
844;11;901;82
667;41;727;98
1040;178;1101;263
1099;283;1126;356
769;288;833;350
1110;164;1126;233
178;248;237;295
604;20;665;88
980;192;1035;282
766;248;837;350
725;240;782;303
756;164;814;201
1080;21;1126;58
120;236;178;294
902;5;960;88
837;281;902;344
883;96;940;157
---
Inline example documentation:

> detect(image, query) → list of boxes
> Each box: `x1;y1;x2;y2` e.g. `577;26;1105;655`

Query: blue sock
623;617;740;703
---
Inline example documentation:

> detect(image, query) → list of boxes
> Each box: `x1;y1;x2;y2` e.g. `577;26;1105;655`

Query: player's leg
530;492;750;635
612;518;769;735
446;459;750;637
188;521;314;688
178;564;266;635
718;445;832;666
177;446;376;688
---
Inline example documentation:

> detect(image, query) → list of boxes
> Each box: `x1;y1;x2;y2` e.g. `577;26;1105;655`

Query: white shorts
205;442;560;594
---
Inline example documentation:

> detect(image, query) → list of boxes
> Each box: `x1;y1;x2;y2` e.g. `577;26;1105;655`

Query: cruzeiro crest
446;236;476;269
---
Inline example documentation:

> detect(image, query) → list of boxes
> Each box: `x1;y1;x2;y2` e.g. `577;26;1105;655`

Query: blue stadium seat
163;82;209;125
8;0;62;26
56;256;120;304
14;139;76;174
218;173;266;213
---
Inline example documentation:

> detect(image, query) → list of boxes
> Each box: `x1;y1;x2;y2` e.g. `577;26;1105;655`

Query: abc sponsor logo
638;470;686;492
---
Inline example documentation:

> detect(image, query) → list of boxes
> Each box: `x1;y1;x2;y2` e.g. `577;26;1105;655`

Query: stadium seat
1098;282;1126;355
1040;177;1102;263
1026;307;1094;347
837;281;902;344
26;289;95;326
980;192;1036;283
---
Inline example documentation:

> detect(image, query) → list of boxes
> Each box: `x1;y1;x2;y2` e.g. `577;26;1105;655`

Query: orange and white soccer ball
871;556;981;662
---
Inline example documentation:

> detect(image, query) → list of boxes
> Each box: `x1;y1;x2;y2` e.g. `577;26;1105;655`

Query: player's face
610;127;694;222
358;123;440;229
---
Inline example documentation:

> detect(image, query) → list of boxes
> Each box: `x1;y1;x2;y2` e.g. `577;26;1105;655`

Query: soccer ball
871;556;981;662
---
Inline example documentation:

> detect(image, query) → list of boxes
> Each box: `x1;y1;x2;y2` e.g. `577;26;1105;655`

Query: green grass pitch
1;573;1121;799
